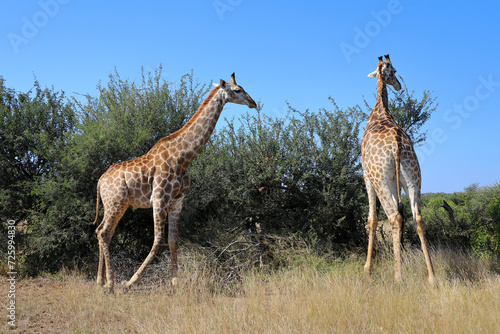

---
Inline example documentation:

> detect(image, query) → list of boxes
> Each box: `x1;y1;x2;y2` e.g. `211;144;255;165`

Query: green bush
184;101;367;250
0;77;77;222
421;183;500;262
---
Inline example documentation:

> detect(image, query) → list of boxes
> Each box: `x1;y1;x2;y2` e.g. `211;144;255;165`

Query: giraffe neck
173;85;226;169
368;66;393;123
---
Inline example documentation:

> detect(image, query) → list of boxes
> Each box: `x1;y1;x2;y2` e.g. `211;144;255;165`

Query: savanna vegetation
2;247;500;333
1;68;499;332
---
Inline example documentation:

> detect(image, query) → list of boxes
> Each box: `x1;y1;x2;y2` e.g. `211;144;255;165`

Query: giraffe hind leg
406;185;436;283
96;206;128;292
416;216;436;284
375;189;403;282
364;178;378;277
412;203;436;283
391;211;404;282
96;219;107;286
96;242;106;286
98;233;115;292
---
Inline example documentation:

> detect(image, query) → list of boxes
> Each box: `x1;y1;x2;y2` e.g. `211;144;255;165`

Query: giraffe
93;73;257;291
361;55;435;283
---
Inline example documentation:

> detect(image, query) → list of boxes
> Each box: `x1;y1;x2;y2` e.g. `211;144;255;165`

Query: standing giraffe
361;55;435;283
93;73;256;291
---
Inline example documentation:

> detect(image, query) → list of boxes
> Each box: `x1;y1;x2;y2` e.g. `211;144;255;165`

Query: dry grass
2;247;499;334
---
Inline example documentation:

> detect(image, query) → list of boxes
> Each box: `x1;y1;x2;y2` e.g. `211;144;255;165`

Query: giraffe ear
220;79;227;89
367;70;378;78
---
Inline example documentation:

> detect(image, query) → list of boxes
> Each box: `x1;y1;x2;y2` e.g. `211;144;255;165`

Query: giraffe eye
234;88;242;93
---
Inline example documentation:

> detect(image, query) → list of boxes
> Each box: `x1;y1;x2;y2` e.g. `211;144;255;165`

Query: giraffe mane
164;85;222;142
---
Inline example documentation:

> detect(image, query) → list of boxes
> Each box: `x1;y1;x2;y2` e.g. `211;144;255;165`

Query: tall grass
4;246;499;333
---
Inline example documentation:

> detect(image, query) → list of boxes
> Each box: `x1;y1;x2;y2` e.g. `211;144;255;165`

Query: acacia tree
0;77;76;222
0;77;77;274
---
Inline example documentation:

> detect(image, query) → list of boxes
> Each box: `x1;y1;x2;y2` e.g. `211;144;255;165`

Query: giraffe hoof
171;277;179;286
363;265;372;278
121;281;130;293
363;265;371;274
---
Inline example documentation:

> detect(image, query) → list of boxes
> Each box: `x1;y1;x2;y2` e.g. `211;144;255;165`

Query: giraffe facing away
93;73;257;291
361;55;436;283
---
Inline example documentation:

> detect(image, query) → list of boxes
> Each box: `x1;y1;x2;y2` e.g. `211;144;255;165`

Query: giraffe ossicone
93;73;256;292
361;54;436;283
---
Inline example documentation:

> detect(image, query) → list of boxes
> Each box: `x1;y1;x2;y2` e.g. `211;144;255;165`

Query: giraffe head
367;54;401;91
219;73;257;108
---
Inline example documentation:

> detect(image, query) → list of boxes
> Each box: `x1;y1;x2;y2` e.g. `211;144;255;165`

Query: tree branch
440;200;456;226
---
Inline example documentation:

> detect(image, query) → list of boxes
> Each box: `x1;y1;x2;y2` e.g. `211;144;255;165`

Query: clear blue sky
1;0;499;193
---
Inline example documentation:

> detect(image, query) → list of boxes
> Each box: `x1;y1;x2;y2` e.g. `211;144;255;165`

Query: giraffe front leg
122;236;166;290
168;199;184;286
169;174;189;286
122;199;168;290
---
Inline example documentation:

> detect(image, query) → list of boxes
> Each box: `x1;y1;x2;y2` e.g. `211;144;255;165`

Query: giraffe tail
395;140;407;245
92;182;101;225
395;135;403;208
398;202;405;221
394;138;405;221
396;156;405;221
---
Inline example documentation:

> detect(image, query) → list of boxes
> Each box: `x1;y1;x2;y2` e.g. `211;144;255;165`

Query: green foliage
421;183;500;262
0;77;78;275
184;99;367;250
0;77;76;221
